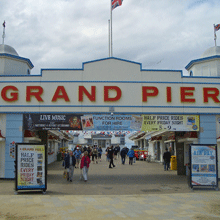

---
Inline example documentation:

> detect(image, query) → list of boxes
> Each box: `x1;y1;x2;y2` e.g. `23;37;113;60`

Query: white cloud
1;0;220;75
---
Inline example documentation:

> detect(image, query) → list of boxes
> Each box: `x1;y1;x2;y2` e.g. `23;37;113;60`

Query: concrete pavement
0;157;219;219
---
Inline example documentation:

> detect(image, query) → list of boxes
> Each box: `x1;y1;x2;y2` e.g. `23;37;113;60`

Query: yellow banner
141;115;199;132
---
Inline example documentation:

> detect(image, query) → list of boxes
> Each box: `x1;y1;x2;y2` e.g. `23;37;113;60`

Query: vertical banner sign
15;143;47;191
190;144;218;188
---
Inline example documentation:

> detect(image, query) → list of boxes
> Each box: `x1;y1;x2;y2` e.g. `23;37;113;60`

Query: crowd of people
62;145;135;182
62;145;172;182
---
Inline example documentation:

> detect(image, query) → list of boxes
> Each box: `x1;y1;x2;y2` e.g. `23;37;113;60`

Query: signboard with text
23;114;82;130
15;143;47;191
141;115;199;132
190;144;218;189
81;115;133;130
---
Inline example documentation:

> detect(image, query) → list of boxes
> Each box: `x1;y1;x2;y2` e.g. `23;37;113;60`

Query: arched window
190;70;193;76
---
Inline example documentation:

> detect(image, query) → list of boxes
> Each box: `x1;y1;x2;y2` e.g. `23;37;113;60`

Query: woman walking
80;151;91;182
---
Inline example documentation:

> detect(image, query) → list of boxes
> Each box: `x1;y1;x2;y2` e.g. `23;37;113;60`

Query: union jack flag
215;24;220;32
2;21;5;28
112;0;123;10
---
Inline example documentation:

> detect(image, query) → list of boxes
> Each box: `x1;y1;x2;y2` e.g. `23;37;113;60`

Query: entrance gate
0;58;219;180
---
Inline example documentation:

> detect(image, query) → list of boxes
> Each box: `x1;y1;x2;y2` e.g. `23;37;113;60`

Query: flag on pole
112;0;123;10
214;24;220;32
2;21;5;28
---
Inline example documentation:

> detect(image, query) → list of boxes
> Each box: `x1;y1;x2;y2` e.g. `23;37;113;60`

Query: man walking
108;146;115;168
64;150;76;182
120;147;127;165
163;148;171;171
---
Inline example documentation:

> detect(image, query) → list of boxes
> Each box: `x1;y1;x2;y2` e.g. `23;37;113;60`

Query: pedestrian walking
117;145;121;158
120;147;127;165
74;147;82;168
127;148;135;165
163;148;171;171
87;146;92;158
64;150;76;182
98;146;103;162
113;146;118;160
108;146;115;168
106;147;110;162
80;151;91;182
92;145;98;164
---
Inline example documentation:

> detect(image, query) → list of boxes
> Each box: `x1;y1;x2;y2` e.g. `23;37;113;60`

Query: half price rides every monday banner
17;145;45;189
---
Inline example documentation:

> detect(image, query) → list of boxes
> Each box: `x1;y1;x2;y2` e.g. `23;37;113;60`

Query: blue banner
81;115;133;130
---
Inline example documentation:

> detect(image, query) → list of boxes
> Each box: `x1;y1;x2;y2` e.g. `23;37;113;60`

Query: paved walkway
0;157;219;219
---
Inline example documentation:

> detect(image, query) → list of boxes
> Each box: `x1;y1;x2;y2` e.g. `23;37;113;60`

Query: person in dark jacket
108;146;115;168
120;147;127;165
163;148;171;171
64;151;76;182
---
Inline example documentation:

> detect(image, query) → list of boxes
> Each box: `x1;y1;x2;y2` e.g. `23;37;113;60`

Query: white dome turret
0;44;34;75
201;46;220;58
185;46;220;77
0;44;19;56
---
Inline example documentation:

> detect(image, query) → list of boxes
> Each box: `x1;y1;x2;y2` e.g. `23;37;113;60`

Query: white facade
186;46;220;77
0;41;220;179
0;44;33;75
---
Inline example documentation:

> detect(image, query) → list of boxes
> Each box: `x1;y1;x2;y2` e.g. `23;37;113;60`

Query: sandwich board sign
15;143;47;193
189;144;218;190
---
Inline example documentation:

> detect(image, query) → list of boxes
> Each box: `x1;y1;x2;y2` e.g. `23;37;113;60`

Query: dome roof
201;46;220;58
0;44;19;56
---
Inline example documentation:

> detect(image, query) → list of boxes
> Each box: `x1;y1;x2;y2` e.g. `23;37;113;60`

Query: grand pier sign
0;58;220;114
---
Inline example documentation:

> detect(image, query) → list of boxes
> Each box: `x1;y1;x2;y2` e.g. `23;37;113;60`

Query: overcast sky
1;0;220;75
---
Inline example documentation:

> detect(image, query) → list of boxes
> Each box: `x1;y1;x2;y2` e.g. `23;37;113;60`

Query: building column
199;115;216;145
5;114;23;178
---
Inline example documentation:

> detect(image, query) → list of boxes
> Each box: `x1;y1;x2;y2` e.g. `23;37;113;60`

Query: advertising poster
141;115;199;132
9;141;16;159
190;145;218;187
130;115;143;130
84;115;133;130
16;144;46;191
81;115;94;130
23;114;82;130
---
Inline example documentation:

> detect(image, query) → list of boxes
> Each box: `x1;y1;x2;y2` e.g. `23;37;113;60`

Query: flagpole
110;0;113;57
214;24;217;47
2;21;5;45
108;19;110;57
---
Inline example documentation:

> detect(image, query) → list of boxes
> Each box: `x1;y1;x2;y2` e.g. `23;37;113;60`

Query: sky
0;0;220;75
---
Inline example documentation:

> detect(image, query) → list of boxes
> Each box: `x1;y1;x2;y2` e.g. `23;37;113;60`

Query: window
98;140;106;148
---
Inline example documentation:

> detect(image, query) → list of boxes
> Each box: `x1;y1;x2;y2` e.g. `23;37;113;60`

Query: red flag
112;0;123;10
214;24;220;32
